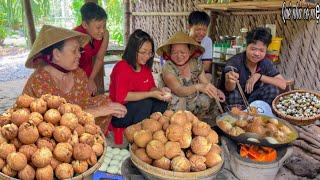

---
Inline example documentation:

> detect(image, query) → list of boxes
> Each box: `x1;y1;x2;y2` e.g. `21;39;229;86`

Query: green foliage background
107;0;124;45
105;0;124;45
72;0;124;45
0;0;124;46
72;0;83;26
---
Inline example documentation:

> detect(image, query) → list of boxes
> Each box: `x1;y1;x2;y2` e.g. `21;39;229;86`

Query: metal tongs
225;66;250;111
215;98;224;114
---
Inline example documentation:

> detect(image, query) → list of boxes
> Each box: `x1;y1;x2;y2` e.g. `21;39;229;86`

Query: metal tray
216;112;299;148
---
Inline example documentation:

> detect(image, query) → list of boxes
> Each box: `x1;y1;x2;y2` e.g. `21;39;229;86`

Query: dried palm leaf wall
130;1;320;90
130;0;207;49
215;14;320;90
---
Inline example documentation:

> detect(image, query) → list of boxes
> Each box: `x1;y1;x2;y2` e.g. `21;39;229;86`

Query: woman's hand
160;87;171;93
197;83;224;101
87;78;97;96
101;102;127;118
217;89;226;102
150;90;166;101
160;87;172;101
197;83;217;98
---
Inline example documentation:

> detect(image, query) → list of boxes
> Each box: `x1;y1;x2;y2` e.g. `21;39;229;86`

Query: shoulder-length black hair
122;29;154;70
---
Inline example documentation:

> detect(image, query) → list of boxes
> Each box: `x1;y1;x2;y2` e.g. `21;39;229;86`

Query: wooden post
129;0;135;36
124;0;131;45
94;59;105;95
23;0;36;45
209;11;218;42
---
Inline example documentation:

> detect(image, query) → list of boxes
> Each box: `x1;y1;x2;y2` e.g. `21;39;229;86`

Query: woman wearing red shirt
109;29;169;128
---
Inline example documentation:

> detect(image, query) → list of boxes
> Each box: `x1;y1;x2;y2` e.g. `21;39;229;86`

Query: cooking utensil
216;112;299;148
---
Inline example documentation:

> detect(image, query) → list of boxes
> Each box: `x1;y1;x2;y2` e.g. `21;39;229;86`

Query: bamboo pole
85;0;98;3
209;12;218;42
22;0;36;45
222;10;281;16
197;1;315;11
130;2;135;35
124;0;130;44
131;12;190;16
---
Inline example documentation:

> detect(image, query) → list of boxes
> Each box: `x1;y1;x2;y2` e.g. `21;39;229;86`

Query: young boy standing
188;11;213;79
74;2;109;95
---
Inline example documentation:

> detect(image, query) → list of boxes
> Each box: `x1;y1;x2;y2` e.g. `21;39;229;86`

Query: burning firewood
239;144;277;162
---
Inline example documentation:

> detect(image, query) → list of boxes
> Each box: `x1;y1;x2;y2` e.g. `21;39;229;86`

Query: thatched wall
130;1;320;91
215;13;320;91
130;0;207;48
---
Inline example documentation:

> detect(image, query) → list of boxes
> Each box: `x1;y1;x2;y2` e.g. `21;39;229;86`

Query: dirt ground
0;78;27;113
0;44;29;113
0;46;28;57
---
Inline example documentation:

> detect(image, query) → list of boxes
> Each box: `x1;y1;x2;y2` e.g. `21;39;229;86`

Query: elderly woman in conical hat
23;25;127;130
157;31;225;117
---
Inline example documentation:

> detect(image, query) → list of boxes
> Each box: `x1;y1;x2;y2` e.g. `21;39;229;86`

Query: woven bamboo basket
0;131;107;180
272;89;320;126
129;147;224;180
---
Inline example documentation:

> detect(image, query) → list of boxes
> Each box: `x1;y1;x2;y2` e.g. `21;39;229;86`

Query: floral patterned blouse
23;67;110;109
161;58;212;116
162;58;204;100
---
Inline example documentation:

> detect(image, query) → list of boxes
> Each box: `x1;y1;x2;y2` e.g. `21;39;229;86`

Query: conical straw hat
156;31;204;60
25;25;90;68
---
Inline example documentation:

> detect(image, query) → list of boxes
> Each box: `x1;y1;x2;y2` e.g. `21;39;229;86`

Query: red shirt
74;25;103;77
109;60;156;104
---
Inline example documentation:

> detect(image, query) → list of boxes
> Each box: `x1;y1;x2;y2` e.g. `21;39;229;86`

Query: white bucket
221;137;293;180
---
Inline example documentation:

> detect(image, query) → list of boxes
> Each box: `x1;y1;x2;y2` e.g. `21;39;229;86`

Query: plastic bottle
240;28;248;48
213;42;222;58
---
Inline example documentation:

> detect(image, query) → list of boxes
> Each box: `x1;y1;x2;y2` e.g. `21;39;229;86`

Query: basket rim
72;130;107;179
129;146;224;179
0;131;107;180
272;89;320;124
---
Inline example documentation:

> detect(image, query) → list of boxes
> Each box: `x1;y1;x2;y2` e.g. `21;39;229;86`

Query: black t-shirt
220;52;280;91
